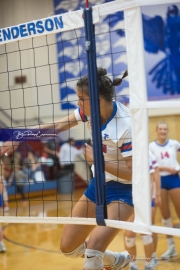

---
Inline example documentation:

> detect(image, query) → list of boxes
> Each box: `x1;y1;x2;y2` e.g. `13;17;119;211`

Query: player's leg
141;233;154;270
0;225;6;252
169;188;180;219
86;201;133;270
151;206;158;267
124;216;137;270
2;181;9;211
160;188;176;259
60;194;96;256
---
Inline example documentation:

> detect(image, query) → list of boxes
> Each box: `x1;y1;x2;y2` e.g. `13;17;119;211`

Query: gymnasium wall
0;0;90;140
0;0;179;141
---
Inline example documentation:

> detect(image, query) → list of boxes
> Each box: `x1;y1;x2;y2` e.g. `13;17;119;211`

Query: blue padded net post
84;7;107;226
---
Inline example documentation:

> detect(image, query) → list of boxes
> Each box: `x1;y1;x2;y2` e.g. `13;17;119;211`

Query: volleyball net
0;0;180;237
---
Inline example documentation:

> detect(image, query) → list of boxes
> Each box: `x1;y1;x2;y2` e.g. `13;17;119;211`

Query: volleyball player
123;152;161;270
1;68;133;270
149;121;180;259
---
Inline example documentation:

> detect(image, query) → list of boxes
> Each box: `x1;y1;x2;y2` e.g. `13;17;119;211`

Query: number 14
161;152;170;159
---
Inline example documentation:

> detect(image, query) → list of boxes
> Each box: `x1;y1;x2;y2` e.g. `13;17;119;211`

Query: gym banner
141;3;180;101
0;8;99;45
54;0;129;110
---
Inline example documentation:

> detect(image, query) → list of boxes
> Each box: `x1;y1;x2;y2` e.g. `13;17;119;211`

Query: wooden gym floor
0;188;180;270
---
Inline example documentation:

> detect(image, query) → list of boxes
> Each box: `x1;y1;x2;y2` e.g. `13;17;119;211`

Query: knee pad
162;218;172;228
125;237;136;248
84;249;104;270
141;235;153;246
60;242;86;259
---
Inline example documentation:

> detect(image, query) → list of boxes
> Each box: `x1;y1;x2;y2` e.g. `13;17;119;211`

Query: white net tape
0;0;180;238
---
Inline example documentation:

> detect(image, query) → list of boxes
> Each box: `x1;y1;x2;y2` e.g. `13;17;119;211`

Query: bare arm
105;156;132;181
84;144;132;181
35;113;78;133
1;113;78;156
158;166;178;174
154;166;161;206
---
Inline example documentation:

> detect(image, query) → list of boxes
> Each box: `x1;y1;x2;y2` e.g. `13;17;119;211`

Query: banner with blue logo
54;0;129;110
142;3;180;101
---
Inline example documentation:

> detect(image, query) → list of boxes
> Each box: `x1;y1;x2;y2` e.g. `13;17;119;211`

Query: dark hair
68;138;74;143
76;68;128;102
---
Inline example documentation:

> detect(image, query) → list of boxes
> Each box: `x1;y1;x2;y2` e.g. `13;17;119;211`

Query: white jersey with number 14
149;139;180;176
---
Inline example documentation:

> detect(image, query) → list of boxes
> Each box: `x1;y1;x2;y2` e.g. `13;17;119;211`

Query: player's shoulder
115;102;131;129
149;150;156;159
169;138;178;144
149;141;156;148
168;139;180;147
115;101;130;117
60;142;68;149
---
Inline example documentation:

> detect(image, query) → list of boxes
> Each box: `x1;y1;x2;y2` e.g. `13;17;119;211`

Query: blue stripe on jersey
120;142;132;153
155;139;169;147
101;101;117;131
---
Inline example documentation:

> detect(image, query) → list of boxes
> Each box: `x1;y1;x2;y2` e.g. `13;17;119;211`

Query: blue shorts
151;199;155;207
84;178;133;207
161;174;180;190
0;194;2;207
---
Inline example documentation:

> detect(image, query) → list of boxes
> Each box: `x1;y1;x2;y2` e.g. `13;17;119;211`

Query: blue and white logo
103;133;109;140
142;3;180;100
54;0;129;110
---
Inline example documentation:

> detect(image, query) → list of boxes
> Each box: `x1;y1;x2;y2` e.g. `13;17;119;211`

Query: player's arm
37;112;78;132
105;156;132;181
83;144;132;180
158;166;178;174
154;166;161;206
0;113;78;156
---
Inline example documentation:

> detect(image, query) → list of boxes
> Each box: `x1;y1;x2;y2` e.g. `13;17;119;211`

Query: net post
83;7;107;226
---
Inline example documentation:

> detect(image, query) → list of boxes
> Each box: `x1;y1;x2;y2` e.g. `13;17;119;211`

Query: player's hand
168;167;178;174
0;141;20;156
83;144;94;165
154;194;161;207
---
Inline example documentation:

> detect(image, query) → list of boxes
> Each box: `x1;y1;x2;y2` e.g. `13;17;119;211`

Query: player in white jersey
1;68;132;270
149;122;180;259
123;153;161;270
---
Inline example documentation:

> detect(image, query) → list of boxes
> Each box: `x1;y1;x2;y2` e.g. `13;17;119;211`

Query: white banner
0;6;99;45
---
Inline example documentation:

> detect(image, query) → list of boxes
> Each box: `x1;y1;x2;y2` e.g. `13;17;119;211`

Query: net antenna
84;5;107;226
86;0;89;9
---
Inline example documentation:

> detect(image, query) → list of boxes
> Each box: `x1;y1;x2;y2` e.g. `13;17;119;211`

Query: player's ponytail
112;70;128;86
76;68;128;102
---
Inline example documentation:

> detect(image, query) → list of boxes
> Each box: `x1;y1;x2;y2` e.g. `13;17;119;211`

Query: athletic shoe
3;206;9;212
0;241;6;252
104;251;130;270
161;245;178;259
152;256;158;267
